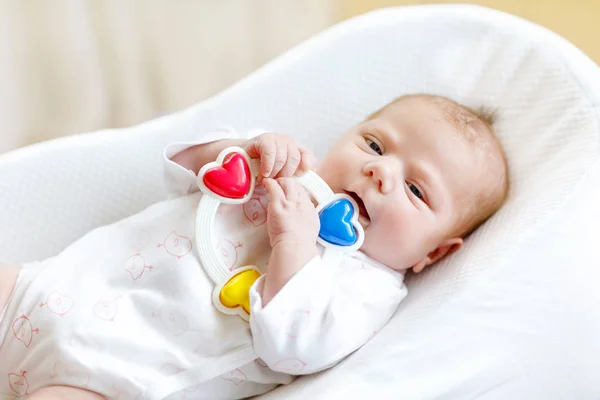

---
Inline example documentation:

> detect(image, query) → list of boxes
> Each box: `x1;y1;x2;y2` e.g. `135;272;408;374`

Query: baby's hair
367;94;509;239
472;106;496;127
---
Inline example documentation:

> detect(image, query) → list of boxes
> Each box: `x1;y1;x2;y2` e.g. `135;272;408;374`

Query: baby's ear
412;238;463;273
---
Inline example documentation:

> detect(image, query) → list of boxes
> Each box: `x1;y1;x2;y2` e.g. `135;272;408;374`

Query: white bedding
1;4;599;399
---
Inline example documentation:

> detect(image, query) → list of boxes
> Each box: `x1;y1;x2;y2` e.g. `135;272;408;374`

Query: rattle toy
195;147;364;321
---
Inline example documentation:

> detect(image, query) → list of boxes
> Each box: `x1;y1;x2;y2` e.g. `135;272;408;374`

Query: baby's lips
345;190;371;221
358;214;370;229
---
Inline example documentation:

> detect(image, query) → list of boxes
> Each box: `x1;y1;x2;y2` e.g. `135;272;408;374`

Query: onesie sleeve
163;127;268;196
248;254;407;375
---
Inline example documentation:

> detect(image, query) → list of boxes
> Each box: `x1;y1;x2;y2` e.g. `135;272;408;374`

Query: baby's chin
359;240;412;272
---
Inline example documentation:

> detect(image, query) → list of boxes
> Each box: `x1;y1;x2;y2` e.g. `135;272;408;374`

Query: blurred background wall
0;0;598;153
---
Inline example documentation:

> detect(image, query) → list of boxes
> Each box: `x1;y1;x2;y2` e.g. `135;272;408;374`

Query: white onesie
0;128;407;399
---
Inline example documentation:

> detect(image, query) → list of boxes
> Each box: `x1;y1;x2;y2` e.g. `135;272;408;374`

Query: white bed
1;4;600;399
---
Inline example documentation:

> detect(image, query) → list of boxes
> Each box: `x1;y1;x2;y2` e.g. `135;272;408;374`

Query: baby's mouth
345;191;370;225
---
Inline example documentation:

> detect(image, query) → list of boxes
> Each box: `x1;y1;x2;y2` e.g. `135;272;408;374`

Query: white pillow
1;4;599;398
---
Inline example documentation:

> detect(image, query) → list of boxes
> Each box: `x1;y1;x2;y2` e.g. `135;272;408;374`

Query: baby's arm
253;178;407;374
171;132;315;179
250;252;407;375
171;138;245;175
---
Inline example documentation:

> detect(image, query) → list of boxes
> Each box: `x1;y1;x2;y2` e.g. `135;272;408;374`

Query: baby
0;94;508;399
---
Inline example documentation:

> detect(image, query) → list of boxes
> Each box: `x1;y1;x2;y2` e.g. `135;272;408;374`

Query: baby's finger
270;141;288;178
277;144;301;178
263;178;285;204
298;146;317;173
249;137;276;178
277;177;300;203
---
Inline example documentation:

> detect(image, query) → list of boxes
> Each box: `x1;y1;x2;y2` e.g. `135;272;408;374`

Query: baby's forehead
380;95;486;136
370;95;496;167
397;101;490;177
374;99;466;146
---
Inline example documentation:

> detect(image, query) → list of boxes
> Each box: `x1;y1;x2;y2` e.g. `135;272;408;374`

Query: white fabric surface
1;4;600;399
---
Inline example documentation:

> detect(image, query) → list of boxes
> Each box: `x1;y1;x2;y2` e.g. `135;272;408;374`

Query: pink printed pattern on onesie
153;303;188;336
221;369;248;385
50;360;90;387
158;231;192;259
215;239;243;271
124;253;153;280
243;197;267;227
39;290;75;317
7;371;29;396
12;315;39;347
93;296;120;322
273;358;307;374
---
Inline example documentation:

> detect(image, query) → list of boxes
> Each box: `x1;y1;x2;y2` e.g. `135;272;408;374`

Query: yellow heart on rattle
218;267;262;316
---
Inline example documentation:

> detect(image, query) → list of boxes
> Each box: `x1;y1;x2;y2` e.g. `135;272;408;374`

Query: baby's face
318;97;482;271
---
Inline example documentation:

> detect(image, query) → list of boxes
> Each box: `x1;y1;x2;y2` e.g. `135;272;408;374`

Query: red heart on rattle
203;153;251;199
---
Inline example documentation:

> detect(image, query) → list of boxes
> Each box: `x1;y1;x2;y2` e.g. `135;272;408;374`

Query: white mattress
1;4;600;399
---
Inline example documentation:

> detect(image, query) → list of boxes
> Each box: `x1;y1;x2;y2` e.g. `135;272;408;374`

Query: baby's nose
364;160;396;193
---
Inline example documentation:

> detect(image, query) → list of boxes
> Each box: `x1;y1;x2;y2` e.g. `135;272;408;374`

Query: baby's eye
365;138;383;155
408;183;425;202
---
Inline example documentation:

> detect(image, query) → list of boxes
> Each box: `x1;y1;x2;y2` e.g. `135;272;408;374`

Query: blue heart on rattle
318;198;359;247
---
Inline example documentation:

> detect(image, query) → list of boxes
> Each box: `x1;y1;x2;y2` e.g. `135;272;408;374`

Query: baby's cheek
317;155;346;186
368;211;419;266
371;229;401;254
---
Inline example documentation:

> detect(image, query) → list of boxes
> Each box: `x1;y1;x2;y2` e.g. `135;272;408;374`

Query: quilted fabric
1;4;600;399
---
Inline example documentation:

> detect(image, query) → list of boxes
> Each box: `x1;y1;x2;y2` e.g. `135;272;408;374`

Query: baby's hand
244;133;316;180
261;177;319;304
263;177;319;249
